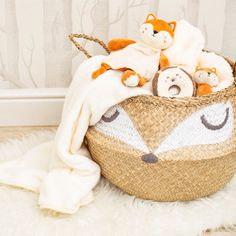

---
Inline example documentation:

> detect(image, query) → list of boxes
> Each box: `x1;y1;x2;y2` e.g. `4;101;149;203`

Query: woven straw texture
84;49;236;201
70;34;236;201
68;33;110;58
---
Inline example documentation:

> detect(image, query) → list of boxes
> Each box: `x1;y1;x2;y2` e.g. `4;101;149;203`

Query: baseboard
0;88;67;126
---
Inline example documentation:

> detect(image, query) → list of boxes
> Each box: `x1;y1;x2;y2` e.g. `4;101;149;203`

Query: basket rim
127;84;236;108
126;53;236;108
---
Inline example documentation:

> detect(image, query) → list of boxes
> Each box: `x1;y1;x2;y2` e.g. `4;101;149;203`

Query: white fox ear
146;13;157;21
95;105;149;153
154;102;233;155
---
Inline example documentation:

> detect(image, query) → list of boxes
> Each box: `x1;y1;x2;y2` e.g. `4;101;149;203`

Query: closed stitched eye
101;109;120;122
201;108;229;130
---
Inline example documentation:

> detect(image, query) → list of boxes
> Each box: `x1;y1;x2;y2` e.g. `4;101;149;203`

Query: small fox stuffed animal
193;66;219;96
92;13;176;87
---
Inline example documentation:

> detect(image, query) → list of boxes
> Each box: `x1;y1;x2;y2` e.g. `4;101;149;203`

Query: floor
0;126;56;142
0;126;235;236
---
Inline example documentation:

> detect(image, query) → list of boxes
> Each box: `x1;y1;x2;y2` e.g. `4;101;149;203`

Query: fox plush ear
212;67;217;73
196;66;202;71
168;21;176;31
146;13;157;22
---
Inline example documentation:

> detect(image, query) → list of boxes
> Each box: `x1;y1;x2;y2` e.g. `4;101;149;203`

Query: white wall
0;0;235;89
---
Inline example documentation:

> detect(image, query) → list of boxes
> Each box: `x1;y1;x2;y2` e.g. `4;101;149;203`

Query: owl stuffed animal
153;66;196;97
92;13;176;87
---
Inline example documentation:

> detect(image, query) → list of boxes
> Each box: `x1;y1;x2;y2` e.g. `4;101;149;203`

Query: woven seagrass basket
69;34;236;201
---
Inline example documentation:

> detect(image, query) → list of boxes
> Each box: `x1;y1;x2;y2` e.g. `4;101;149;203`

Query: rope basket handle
69;37;236;87
233;62;236;78
68;33;110;58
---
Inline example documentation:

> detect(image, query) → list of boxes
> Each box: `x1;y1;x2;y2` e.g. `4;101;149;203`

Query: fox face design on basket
90;101;233;163
86;96;236;202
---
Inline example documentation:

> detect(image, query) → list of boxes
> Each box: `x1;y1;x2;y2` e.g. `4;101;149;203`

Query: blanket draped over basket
86;86;236;201
0;19;235;215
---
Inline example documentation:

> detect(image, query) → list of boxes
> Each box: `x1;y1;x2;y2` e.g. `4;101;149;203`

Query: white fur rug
0;131;236;236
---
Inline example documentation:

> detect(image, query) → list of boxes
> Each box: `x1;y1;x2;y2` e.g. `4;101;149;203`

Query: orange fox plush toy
193;66;219;96
92;14;176;87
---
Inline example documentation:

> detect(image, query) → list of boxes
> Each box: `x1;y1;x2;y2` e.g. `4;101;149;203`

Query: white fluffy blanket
102;41;161;79
0;20;231;217
0;131;235;236
198;51;234;92
102;20;204;77
163;20;204;73
0;56;151;214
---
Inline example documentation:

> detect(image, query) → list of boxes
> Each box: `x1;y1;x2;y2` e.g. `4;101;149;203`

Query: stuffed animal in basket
152;66;196;97
195;51;234;95
92;13;176;87
194;66;219;96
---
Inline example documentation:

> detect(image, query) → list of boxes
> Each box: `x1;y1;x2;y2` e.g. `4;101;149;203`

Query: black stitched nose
141;153;158;163
171;78;175;82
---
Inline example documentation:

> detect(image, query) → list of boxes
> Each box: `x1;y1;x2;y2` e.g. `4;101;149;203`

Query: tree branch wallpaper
0;0;235;89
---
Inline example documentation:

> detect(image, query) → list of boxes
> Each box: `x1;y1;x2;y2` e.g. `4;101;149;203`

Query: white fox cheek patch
94;105;149;153
94;102;234;161
154;102;234;155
